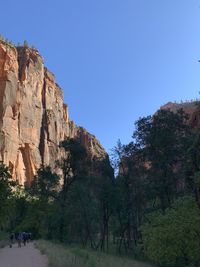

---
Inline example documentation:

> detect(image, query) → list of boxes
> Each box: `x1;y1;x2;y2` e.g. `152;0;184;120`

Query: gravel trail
0;242;48;267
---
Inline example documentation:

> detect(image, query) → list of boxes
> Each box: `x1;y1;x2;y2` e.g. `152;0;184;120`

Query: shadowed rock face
0;41;106;186
160;101;200;128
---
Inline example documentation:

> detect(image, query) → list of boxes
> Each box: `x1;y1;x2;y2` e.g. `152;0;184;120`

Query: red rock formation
0;41;106;185
160;101;200;127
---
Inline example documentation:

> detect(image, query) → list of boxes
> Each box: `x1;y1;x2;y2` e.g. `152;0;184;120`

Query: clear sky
1;0;200;152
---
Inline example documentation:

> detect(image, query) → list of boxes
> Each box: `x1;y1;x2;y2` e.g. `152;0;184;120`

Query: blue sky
1;0;200;152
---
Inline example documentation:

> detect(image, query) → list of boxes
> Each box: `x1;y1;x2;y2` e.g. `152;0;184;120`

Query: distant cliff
0;41;106;185
160;101;200;128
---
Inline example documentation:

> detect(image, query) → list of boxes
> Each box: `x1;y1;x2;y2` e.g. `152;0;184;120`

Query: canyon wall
160;101;200;127
0;41;106;186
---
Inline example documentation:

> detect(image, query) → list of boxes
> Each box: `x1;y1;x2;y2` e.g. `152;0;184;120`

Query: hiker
15;232;18;241
9;233;14;248
22;232;27;246
17;232;22;248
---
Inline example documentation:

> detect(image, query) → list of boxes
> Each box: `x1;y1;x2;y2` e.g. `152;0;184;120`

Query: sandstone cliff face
160;101;200;127
0;41;106;186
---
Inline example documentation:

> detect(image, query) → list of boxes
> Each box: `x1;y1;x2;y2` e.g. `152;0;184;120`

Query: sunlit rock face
0;41;106;186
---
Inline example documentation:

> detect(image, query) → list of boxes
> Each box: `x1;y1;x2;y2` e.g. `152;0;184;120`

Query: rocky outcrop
160;101;200;128
0;41;106;186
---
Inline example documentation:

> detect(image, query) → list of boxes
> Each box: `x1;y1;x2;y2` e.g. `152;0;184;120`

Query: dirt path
0;242;48;267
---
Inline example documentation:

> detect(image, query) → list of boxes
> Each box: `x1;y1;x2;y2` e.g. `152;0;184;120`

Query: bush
142;197;200;267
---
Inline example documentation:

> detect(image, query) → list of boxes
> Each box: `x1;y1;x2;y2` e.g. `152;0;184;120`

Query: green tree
30;166;60;202
24;40;29;47
0;35;5;41
56;138;90;241
22;166;60;238
134;109;190;211
93;158;114;251
57;138;89;198
0;162;15;228
111;140;147;253
142;197;200;267
185;130;200;208
62;157;114;250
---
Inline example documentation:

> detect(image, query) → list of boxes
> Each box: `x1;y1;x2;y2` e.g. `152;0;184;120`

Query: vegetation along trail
0;242;48;267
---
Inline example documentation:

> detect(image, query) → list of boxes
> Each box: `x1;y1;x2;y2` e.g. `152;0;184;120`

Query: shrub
142;197;200;267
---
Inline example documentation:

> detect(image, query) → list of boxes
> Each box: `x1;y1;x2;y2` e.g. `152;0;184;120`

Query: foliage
142;197;200;267
133;109;190;210
0;231;9;248
0;162;16;228
36;240;153;267
185;130;200;208
30;166;60;201
24;40;29;47
112;141;147;252
0;35;37;50
0;35;5;41
2;105;200;267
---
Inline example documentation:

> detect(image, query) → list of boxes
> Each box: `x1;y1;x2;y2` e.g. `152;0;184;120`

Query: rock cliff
0;41;106;185
160;101;200;127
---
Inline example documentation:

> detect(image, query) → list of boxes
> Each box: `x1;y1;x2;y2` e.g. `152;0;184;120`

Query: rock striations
0;41;106;186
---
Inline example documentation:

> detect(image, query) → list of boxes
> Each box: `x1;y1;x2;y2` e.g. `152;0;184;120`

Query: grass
36;240;154;267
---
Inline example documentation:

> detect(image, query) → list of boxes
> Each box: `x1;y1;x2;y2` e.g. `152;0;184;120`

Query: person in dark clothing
26;232;32;243
9;233;14;248
28;232;32;242
17;232;22;248
22;232;28;246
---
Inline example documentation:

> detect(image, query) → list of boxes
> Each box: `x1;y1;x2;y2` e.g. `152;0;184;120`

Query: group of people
9;232;32;248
